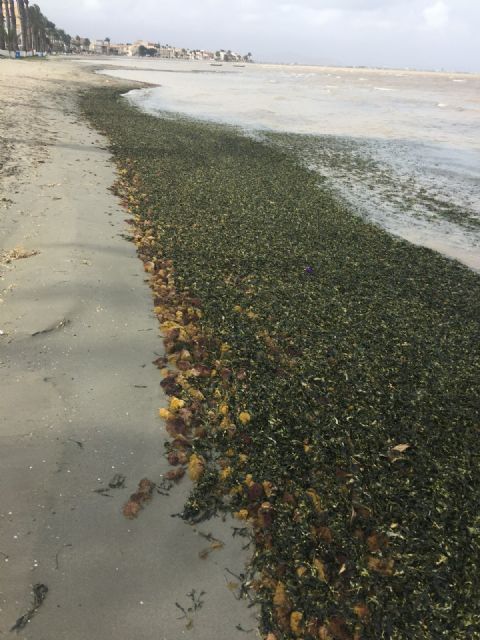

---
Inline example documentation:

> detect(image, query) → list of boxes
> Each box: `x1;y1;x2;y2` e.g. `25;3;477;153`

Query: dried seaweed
122;478;155;519
32;318;70;337
175;589;206;629
11;584;48;632
1;246;39;266
109;473;126;489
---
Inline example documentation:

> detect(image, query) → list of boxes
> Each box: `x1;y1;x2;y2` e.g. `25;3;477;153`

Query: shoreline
89;59;480;272
69;54;480;79
266;131;480;272
0;59;256;639
81;84;480;638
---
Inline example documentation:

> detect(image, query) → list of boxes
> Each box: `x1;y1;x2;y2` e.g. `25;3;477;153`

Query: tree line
0;1;72;53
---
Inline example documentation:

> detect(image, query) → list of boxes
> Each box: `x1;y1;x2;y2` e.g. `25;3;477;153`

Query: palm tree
27;2;37;50
28;3;46;52
44;19;55;50
17;0;30;51
24;0;31;50
0;2;73;55
8;0;18;50
0;0;6;50
3;0;12;50
56;28;67;50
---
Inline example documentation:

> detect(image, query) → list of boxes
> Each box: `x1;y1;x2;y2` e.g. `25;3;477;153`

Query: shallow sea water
82;58;480;270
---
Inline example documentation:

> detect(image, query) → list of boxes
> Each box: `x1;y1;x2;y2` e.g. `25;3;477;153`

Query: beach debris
94;474;126;497
55;543;73;570
197;532;225;559
122;478;155;519
238;411;251;425
10;583;48;632
188;454;205;482
391;443;411;453
156;477;173;496
235;624;255;633
31;318;70;337
93;488;113;498
175;589;206;630
290;611;304;636
67;438;84;449
1;247;39;265
198;540;224;560
165;467;186;482
108;473;126;489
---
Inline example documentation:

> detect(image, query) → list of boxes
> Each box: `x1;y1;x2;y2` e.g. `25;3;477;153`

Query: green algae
267;132;480;231
81;86;480;640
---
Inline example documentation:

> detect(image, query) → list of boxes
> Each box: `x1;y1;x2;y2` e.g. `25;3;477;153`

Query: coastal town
0;1;252;62
71;38;253;62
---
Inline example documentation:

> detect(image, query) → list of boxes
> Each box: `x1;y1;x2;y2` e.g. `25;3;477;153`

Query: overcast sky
39;0;479;72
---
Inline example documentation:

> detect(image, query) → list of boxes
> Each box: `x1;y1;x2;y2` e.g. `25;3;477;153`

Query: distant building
110;43;130;56
157;45;190;59
157;45;175;59
126;40;158;56
215;49;244;62
89;39;110;55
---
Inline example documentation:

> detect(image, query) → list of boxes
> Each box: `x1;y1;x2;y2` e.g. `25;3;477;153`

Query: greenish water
265;131;480;270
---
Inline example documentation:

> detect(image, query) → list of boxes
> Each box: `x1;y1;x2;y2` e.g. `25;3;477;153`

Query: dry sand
0;59;257;639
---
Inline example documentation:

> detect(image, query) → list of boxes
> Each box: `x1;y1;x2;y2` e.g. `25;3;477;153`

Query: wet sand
0;59;256;639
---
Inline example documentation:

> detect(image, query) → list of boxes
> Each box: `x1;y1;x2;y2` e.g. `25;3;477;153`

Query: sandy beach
0;59;256;639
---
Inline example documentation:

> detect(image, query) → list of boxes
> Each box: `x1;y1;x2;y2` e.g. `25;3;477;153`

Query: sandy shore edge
0;59;257;639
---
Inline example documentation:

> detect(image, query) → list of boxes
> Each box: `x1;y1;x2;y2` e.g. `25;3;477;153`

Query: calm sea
81;58;480;270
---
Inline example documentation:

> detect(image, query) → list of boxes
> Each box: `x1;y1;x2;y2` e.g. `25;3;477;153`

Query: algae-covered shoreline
81;86;480;639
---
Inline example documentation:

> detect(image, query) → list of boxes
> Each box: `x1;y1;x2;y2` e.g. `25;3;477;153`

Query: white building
89;39;110;55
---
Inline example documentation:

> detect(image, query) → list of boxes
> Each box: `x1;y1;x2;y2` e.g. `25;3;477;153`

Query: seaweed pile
81;87;480;640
